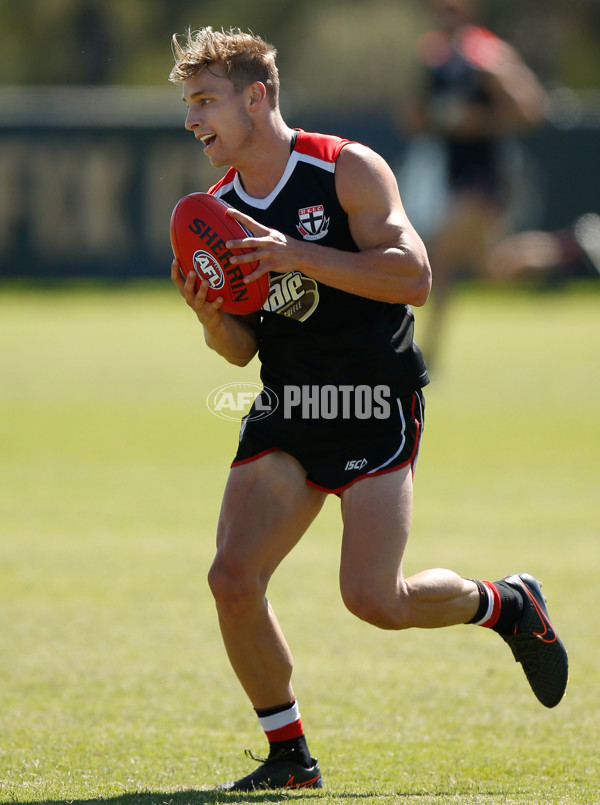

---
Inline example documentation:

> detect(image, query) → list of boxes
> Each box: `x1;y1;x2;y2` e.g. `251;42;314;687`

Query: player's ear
247;81;267;110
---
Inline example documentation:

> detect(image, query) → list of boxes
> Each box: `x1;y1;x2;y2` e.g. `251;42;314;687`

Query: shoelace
244;748;289;766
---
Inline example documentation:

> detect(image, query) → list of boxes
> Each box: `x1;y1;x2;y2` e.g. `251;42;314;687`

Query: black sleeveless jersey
416;28;507;199
209;129;428;395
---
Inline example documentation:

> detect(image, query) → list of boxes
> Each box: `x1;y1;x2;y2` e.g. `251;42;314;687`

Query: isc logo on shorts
345;458;368;471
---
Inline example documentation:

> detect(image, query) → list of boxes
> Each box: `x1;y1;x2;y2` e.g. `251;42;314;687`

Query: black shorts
231;388;425;494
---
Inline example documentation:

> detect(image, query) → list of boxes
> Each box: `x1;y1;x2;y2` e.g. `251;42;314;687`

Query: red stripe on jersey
207;130;353;196
293;129;352;163
208;166;236;196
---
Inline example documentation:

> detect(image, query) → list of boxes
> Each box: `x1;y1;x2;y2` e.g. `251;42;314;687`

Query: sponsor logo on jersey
297;204;330;241
193;249;225;289
262;270;319;322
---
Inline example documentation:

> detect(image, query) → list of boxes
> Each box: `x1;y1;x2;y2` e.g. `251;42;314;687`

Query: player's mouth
199;133;217;151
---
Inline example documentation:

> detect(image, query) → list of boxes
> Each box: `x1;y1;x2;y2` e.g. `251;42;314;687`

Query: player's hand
170;258;225;330
224;208;305;283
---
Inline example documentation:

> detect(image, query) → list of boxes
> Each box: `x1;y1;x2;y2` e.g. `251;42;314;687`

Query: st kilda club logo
297;204;330;241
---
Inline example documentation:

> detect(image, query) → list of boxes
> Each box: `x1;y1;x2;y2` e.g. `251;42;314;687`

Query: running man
169;26;568;792
401;0;548;366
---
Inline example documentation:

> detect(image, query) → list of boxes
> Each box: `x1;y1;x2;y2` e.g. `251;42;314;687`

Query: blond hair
169;26;280;108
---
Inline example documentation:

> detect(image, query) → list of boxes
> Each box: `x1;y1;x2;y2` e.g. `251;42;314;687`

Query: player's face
433;0;475;32
182;64;254;168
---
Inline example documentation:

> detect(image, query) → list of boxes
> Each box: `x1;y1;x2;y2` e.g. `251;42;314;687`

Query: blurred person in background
400;0;599;367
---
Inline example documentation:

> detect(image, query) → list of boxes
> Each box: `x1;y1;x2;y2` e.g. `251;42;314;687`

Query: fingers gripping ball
170;192;269;315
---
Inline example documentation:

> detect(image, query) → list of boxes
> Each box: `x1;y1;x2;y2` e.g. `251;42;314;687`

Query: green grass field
1;282;599;804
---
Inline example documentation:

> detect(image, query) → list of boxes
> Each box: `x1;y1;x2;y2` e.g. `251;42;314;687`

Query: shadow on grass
3;793;355;805
5;790;507;805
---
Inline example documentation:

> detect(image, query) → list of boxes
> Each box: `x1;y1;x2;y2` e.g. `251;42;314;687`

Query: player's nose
184;107;201;131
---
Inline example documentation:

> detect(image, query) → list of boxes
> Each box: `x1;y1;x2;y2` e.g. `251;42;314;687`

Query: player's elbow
205;340;255;367
402;262;432;307
410;273;432;307
228;353;255;368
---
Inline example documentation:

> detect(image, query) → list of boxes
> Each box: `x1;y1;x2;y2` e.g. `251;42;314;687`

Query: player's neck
236;118;296;200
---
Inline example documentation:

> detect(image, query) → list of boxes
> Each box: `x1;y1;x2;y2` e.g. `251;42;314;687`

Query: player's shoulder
294;129;385;178
208;167;237;197
416;25;506;70
335;143;399;215
416;29;452;67
336;139;391;181
294;129;354;166
458;25;506;70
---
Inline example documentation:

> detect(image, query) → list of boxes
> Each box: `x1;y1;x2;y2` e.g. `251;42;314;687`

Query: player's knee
341;584;411;630
207;557;266;620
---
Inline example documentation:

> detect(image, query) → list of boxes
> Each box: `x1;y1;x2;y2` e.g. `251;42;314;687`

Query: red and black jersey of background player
209;129;428;394
415;27;507;199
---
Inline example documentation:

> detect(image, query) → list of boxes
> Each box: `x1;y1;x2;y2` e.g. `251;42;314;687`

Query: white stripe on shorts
367;396;408;475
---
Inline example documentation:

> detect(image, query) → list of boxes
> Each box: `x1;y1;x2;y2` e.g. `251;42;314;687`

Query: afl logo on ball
193;250;225;289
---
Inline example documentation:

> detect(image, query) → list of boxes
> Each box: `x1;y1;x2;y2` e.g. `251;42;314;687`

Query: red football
170;192;269;315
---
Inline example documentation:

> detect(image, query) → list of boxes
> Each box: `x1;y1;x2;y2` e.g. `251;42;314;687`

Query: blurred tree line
1;0;599;110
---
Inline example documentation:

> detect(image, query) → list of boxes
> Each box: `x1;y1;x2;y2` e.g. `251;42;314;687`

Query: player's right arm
171;259;259;367
479;43;547;133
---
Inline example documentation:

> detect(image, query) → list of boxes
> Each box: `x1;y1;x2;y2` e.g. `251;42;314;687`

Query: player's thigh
432;195;501;270
215;449;327;581
339;465;413;594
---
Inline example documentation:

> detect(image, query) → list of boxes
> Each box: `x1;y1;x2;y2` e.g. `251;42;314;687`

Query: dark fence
1;86;598;281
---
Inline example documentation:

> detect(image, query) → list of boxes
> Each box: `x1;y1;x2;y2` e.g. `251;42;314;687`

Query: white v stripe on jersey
217;150;336;211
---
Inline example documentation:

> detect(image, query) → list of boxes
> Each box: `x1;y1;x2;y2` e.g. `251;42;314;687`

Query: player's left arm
331;143;432;305
225;144;431;307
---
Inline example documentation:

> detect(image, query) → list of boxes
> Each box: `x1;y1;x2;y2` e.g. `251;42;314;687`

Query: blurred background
0;0;600;279
1;7;599;799
0;0;599;282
